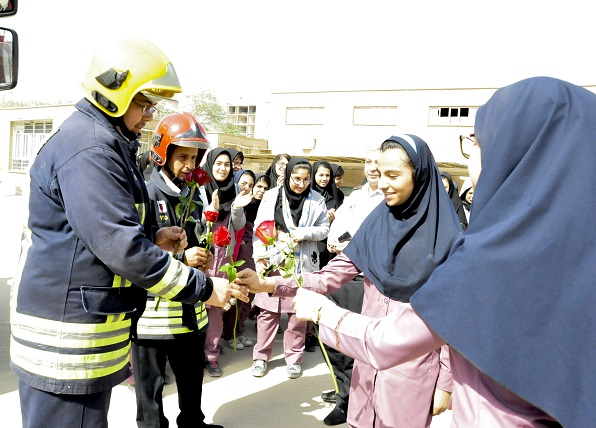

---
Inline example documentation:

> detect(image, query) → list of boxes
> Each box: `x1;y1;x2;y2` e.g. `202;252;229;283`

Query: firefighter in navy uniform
9;37;248;428
134;112;222;428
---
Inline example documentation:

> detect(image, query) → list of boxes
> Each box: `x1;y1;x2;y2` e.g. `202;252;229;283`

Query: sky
2;0;594;105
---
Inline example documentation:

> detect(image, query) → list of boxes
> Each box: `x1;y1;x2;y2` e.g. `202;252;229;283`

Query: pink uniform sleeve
272;252;361;297
317;303;446;371
436;344;453;393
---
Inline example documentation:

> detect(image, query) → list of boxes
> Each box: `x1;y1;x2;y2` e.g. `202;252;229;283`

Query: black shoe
324;406;347;426
305;334;317;352
198;424;224;428
205;361;222;377
321;390;337;403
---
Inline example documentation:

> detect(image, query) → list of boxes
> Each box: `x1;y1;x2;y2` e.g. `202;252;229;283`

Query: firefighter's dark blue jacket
10;99;213;395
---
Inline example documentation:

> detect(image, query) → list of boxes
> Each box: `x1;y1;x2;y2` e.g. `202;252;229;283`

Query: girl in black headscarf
311;160;339;269
199;147;252;374
265;153;291;187
251;157;330;379
441;171;468;230
330;163;345;208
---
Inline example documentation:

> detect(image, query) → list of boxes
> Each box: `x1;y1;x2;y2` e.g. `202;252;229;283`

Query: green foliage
187;90;242;135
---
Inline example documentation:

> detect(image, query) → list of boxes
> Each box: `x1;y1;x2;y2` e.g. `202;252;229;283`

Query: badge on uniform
157;200;167;214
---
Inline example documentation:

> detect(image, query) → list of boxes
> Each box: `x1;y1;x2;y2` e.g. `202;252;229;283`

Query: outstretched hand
206;277;250;308
293;288;333;322
235;269;276;294
155;226;188;254
232;188;253;209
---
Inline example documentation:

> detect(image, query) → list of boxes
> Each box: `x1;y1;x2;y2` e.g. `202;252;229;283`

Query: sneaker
251;359;267;377
287;363;302;379
205;361;222;377
223;338;244;350
237;335;253;347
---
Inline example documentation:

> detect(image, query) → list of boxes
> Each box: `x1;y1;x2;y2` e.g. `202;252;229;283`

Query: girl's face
377;148;415;207
334;174;344;187
237;174;255;193
465;187;474;203
253;178;269;200
442;177;451;193
288;167;311;194
315;166;331;187
212;153;231;182
275;158;289;176
168;146;198;179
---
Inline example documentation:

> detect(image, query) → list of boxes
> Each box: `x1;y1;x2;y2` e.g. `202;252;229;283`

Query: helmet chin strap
163;164;186;188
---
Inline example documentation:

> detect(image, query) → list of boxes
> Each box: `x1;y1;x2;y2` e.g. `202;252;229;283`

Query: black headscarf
274;157;312;233
228;148;244;166
245;173;270;224
343;135;461;302
234;169;258;223
265;153;290;186
311;160;338;210
203;148;236;222
440;171;468;230
329;163;345;208
411;77;596;427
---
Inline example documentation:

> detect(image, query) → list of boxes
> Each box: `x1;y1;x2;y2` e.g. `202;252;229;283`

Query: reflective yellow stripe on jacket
10;311;131;380
137;300;208;336
146;258;190;300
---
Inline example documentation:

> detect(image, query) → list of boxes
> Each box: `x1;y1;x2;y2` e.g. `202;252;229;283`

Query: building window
10;120;53;172
227;105;256;138
353;106;398;126
429;106;477;126
285;107;324;125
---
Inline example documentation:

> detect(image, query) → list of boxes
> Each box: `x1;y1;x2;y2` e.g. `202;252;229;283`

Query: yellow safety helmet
80;37;182;117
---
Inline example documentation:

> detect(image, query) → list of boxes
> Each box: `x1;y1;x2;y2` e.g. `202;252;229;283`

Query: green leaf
233;260;246;267
175;203;185;218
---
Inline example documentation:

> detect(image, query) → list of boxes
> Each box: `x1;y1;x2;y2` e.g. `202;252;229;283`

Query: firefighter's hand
235;269;276;294
206;277;250;308
156;226;188;254
184;247;213;271
431;388;451;416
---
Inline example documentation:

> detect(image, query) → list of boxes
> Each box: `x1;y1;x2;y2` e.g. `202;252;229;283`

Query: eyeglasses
132;99;158;117
290;176;310;186
459;134;478;159
276;161;289;168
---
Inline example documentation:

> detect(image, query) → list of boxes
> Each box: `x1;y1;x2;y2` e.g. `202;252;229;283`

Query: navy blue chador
411;77;596;427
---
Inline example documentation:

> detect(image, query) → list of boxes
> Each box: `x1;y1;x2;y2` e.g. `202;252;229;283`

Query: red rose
192;168;211;186
185;168;211;186
213;226;232;247
255;220;277;245
204;210;219;223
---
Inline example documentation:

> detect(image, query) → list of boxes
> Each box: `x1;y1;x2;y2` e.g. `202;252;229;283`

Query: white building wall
261;87;499;163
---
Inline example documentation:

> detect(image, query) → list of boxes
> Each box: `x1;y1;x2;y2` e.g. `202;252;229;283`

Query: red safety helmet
151;112;211;166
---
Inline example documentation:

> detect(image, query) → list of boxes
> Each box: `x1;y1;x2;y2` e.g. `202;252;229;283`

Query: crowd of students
13;36;592;428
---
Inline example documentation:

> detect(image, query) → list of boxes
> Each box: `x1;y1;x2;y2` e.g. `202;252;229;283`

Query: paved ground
0;174;452;427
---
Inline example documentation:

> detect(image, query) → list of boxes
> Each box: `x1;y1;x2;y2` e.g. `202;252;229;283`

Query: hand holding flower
293;288;334;322
206;277;250;308
155;226;188;253
184;247;213;272
235;269;276;294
